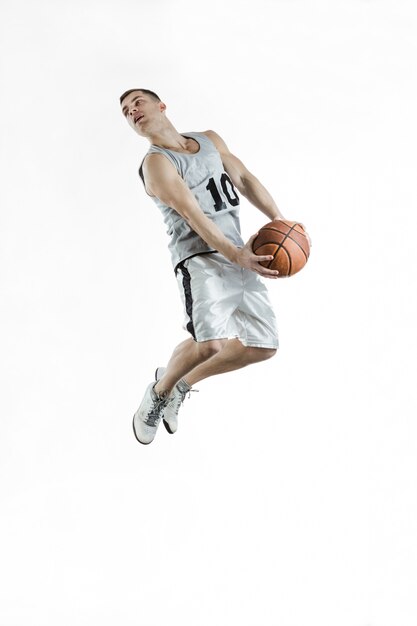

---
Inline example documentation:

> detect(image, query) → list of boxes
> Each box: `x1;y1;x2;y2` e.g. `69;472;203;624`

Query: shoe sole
163;419;174;434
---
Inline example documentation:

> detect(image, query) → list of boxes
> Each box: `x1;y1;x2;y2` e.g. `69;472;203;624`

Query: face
121;91;166;136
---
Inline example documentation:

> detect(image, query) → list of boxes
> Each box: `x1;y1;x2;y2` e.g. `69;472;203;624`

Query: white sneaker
132;381;169;445
155;367;192;434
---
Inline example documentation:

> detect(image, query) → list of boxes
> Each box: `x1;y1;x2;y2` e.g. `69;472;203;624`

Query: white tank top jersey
138;132;244;270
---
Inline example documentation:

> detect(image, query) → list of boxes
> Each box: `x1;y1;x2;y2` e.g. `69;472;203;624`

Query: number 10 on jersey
206;173;240;212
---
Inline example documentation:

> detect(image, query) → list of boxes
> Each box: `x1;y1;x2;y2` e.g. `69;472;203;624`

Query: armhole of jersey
139;155;155;197
139;151;182;197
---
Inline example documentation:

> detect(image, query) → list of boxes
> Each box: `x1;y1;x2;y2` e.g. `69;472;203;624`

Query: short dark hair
119;88;161;104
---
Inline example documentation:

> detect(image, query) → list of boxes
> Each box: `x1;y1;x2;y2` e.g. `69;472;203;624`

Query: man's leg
134;337;228;443
184;339;277;386
154;337;227;397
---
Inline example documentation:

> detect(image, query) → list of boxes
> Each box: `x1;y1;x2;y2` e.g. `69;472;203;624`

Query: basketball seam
284;245;292;275
284;238;309;261
270;223;297;266
259;224;304;236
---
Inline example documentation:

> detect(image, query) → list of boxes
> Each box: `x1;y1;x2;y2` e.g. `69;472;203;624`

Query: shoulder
141;152;182;197
200;131;249;187
200;130;231;154
142;151;178;177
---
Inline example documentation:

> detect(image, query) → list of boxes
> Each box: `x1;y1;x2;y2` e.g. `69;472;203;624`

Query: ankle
178;377;191;392
154;381;171;398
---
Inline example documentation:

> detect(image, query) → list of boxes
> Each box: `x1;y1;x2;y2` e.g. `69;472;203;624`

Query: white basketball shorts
175;252;279;349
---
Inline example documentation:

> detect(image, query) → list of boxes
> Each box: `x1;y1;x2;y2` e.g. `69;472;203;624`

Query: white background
1;1;417;625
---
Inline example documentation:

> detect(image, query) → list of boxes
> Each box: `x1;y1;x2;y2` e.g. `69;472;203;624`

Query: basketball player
120;88;307;445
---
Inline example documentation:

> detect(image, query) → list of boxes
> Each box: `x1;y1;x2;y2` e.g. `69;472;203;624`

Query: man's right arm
143;154;279;278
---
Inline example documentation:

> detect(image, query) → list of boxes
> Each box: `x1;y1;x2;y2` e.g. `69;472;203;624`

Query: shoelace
145;394;168;427
169;387;199;414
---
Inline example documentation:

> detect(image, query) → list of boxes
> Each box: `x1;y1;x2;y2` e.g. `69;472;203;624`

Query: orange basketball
252;220;310;277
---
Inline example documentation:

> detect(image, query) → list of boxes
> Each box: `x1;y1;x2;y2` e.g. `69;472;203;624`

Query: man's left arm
202;130;285;221
203;130;311;246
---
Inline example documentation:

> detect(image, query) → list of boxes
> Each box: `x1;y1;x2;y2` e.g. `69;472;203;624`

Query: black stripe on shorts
177;262;196;340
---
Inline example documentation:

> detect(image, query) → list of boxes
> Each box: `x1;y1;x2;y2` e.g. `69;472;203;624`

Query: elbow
172;203;199;229
238;173;253;196
180;209;194;226
177;208;198;232
169;201;192;225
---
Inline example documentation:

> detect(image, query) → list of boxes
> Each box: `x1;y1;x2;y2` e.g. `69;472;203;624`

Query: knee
250;346;277;362
264;347;278;360
198;339;226;359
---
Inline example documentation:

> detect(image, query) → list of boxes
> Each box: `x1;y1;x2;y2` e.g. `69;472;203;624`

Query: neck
147;121;189;150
